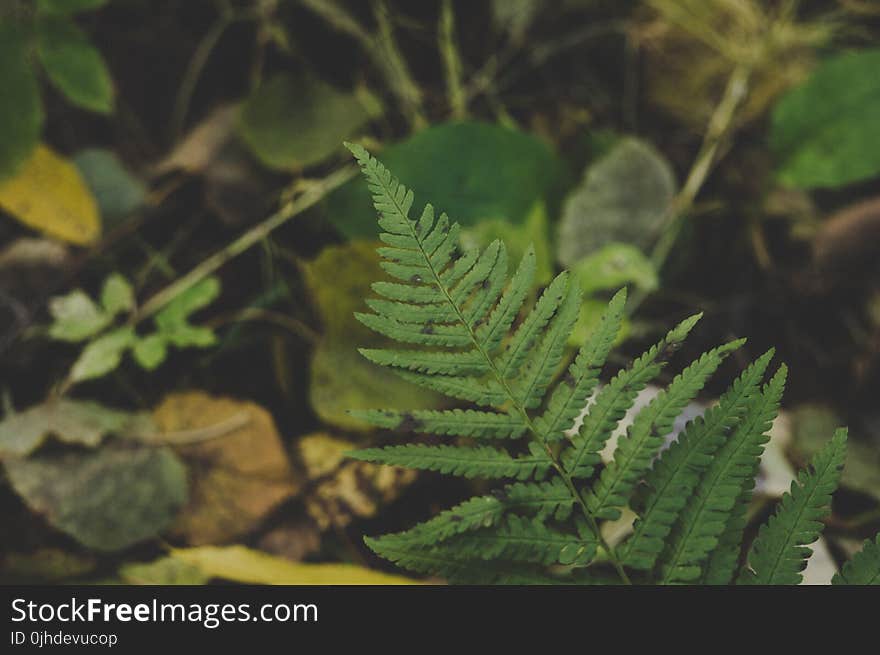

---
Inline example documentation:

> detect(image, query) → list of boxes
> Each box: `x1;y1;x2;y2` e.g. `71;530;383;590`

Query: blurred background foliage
0;0;879;584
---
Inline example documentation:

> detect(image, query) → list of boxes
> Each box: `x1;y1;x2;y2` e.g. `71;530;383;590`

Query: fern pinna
343;143;880;585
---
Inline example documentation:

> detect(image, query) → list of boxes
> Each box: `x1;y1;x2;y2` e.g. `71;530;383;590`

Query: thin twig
298;0;426;130
627;63;752;315
439;0;466;119
132;165;357;325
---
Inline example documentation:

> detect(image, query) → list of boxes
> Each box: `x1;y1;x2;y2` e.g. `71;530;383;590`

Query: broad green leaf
0;398;154;458
325;122;570;239
772;49;880;189
35;17;113;114
132;334;167;370
4;440;187;552
69;326;136;382
557;137;676;266
74;149;146;223
571;242;659;296
48;289;110;341
171;545;416;584
238;73;381;171
100;273;134;317
311;342;446;431
302;241;445;430
0;22;42;180
0;144;101;245
36;0;109;14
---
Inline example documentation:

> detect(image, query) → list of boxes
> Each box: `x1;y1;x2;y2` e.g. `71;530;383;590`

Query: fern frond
358;348;490;376
441;516;597;566
832;534;880;585
371;479;575;553
585;339;747;520
657;365;787;583
348;408;527;438
390;371;505;406
618;349;773;568
535;288;626;443
512;277;583;408
348;444;551;480
561;313;704;480
738;428;847;585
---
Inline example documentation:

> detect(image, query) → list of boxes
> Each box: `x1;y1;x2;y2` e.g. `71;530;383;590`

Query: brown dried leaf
153;391;301;545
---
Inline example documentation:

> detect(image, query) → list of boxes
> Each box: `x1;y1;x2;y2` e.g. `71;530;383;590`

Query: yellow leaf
171;545;418;585
299;432;416;530
0;144;100;245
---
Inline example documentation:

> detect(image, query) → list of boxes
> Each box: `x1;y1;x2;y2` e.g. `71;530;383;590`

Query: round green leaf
35;17;114;114
325;121;571;239
557;137;676;266
238;73;381;171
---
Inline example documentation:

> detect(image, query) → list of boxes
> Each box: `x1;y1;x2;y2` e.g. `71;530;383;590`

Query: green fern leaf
832;534;880;585
618;349;773;567
657;365;787;583
348;408;527;438
738;428;847;585
348;444;552;480
561;313;704;480
535;288;626;443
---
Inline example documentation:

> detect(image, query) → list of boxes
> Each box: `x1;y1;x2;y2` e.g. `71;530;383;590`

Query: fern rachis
343;143;880;585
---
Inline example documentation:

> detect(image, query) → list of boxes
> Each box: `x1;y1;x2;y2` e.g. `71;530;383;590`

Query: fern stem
374;172;633;584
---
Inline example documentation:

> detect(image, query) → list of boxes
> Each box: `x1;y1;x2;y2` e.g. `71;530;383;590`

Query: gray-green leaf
4;441;187;551
557;137;676;266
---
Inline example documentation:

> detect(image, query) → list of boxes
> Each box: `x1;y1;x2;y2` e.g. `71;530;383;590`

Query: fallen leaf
171;545;416;584
4;440;188;551
0;145;101;245
153;391;301;545
299;432;417;530
258;519;322;562
74;149;146;224
154;104;239;176
302;241;445;430
0;397;154;458
557;137;676;266
238;73;381;171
